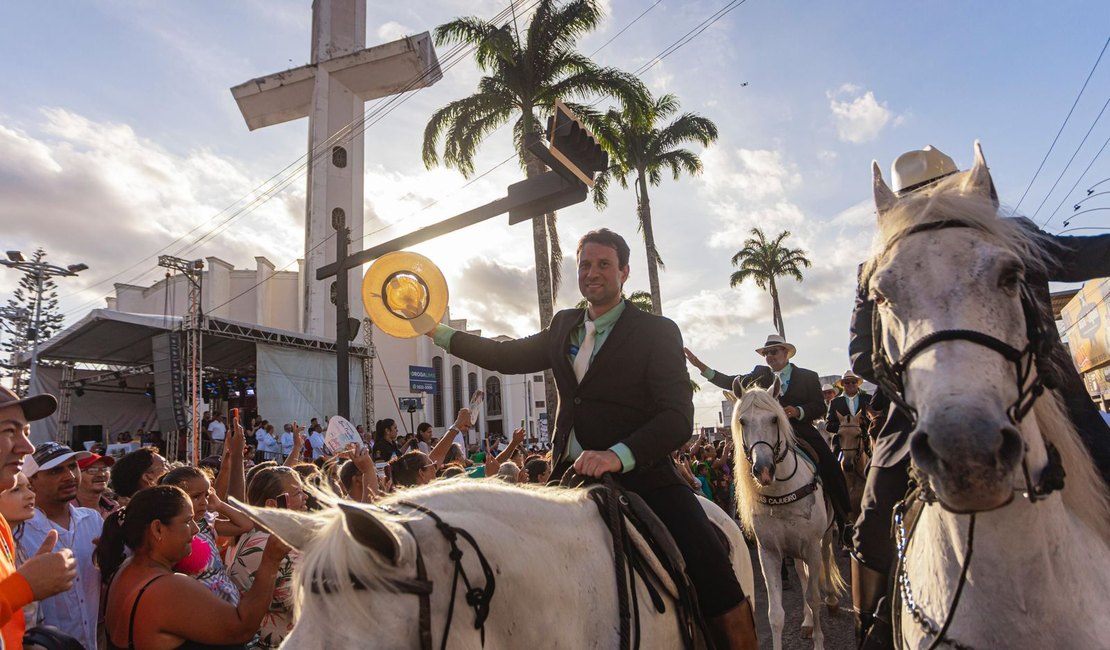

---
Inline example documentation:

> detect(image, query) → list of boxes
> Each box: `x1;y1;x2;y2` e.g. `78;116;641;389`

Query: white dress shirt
20;505;103;650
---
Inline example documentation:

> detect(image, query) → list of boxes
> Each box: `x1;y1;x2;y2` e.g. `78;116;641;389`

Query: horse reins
868;219;1067;650
312;501;496;650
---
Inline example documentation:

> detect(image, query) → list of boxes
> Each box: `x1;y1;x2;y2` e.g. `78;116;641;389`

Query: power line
589;0;663;56
1043;129;1110;229
1015;34;1110;213
1029;92;1110;222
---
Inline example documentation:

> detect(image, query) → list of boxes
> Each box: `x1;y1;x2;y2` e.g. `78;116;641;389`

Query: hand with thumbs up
17;529;77;600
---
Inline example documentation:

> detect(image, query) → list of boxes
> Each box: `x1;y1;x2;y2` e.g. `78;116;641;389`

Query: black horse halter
867;219;1066;505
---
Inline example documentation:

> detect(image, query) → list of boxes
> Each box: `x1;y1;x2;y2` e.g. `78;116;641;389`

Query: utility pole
1;251;87;404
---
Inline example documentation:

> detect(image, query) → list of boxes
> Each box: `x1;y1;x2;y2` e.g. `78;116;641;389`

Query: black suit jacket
825;392;872;434
447;301;693;491
708;363;825;427
850;219;1110;469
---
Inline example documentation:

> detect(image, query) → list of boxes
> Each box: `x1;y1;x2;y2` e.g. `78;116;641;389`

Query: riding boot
708;597;759;650
852;557;894;650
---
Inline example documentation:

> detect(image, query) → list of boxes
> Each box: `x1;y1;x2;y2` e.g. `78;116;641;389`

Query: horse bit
868;219;1067;650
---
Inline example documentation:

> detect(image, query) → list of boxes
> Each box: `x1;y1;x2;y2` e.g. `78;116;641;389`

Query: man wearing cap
684;335;853;540
0;387;78;648
427;228;758;649
849;143;1110;647
75;452;118;517
825;370;871;445
22;442;103;650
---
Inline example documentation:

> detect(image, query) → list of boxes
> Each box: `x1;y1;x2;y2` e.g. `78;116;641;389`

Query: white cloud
827;85;902;144
376;21;415;42
0;110;303;314
648;61;673;92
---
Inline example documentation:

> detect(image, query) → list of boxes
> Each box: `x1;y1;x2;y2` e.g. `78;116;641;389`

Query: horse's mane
291;479;595;635
863;174;1110;540
730;387;798;535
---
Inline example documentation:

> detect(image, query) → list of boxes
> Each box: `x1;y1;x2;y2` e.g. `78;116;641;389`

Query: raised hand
511;427;525;446
683;347;708;372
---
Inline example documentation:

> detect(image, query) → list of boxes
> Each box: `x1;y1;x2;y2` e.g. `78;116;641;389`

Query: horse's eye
770;416;778;425
998;264;1024;293
738;418;747;427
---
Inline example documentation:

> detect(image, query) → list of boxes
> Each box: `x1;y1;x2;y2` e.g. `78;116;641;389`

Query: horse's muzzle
910;413;1023;511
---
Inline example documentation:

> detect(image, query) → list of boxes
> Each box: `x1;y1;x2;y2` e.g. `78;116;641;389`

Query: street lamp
0;251;87;397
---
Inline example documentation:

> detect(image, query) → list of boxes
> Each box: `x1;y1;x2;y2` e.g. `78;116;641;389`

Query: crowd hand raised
573;450;622;478
453;408;472;432
483;440;500;477
351;445;375;474
683;347;708;373
18;530;77;600
511;427;525;446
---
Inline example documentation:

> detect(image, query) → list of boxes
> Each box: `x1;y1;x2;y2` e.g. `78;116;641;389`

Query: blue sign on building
409;365;438;393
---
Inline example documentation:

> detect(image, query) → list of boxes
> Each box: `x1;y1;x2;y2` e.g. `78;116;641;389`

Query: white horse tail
822;532;847;598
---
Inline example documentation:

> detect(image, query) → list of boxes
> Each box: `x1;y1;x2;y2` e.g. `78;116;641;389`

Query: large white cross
231;0;440;337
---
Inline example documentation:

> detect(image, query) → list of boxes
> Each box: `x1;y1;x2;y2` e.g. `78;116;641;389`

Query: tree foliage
589;92;717;316
728;229;811;337
2;249;66;396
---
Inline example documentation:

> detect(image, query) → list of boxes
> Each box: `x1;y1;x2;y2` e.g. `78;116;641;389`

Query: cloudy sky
2;1;1109;427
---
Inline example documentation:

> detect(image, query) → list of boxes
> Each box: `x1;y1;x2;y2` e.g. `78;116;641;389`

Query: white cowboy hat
821;383;838;393
891;145;960;196
754;334;796;359
836;370;863;390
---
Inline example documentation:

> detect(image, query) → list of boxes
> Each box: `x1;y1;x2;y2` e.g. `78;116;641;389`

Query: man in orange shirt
0;386;77;648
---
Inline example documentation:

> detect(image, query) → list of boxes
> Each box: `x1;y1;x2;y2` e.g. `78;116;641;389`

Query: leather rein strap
311;502;495;650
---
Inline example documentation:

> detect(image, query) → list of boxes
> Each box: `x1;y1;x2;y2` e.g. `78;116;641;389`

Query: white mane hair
864;173;1110;542
290;479;596;634
730;387;797;536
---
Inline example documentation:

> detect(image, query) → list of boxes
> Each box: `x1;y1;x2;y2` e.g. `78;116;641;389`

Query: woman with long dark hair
98;485;288;649
370;419;401;463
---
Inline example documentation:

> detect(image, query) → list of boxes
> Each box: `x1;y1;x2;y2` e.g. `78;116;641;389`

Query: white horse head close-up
867;141;1110;648
726;384;844;650
234;478;754;649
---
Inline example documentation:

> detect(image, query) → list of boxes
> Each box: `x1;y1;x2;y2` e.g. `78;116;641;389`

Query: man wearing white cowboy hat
684;334;853;540
824;370;871;442
848;142;1110;649
0;387;78;648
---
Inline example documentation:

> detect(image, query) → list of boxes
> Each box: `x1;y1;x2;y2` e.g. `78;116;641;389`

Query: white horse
835;412;869;522
235;479;755;649
725;386;846;650
868;142;1110;648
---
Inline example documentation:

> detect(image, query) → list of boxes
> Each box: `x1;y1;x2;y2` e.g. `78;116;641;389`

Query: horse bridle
867;219;1066;505
310;501;496;650
870;219;1068;650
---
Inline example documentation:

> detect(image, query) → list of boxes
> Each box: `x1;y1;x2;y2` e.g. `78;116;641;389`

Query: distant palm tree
422;0;645;330
590;93;718;315
729;228;811;337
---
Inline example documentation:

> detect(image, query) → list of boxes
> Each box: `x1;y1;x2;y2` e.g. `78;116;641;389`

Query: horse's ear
873;160;897;218
230;497;323;551
730;376;746;398
338;501;402;565
962;140;1000;208
723;389;738;404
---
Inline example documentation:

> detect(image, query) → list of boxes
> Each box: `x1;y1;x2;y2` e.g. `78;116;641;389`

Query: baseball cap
23;442;92;477
0;386;57;422
77;453;115;470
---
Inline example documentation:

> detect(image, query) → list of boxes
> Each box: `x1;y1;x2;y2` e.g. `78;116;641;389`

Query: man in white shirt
308;426;327;460
255;425;281;461
22;443;103;650
207;413;227;453
280;423;295;456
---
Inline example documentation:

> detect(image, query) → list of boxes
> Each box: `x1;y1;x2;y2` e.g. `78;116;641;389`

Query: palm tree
590;93;718;315
422;0;645;331
729;228;811;337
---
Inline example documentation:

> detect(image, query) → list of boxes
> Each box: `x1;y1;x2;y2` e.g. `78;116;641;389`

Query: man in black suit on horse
428;228;757;649
684;337;854;541
825;370;872;450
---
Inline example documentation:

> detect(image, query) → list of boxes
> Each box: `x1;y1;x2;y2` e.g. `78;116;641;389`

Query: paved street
747;545;857;650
